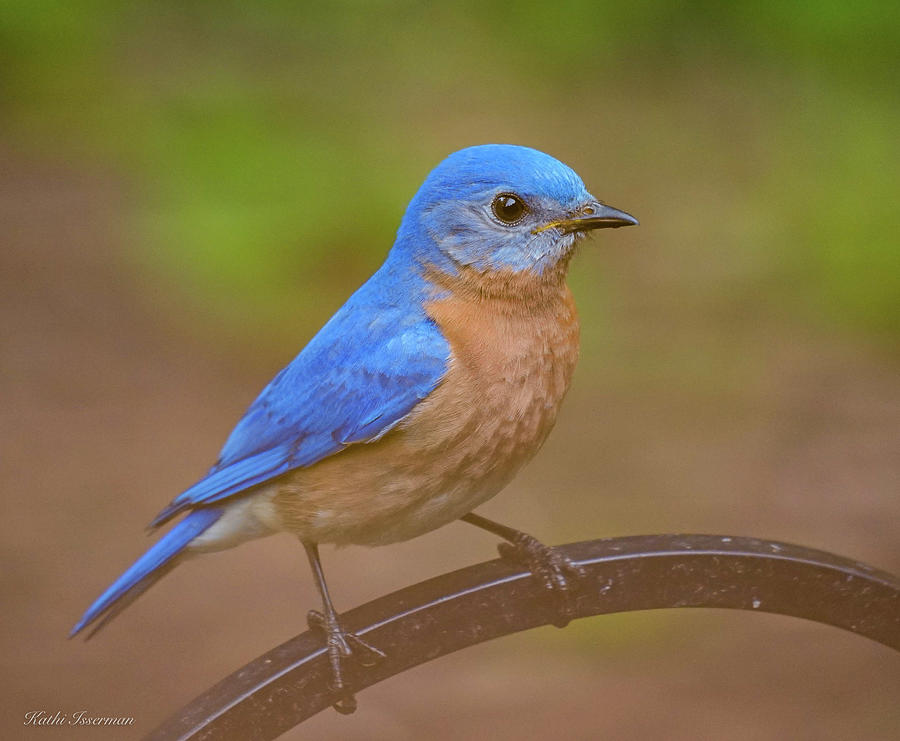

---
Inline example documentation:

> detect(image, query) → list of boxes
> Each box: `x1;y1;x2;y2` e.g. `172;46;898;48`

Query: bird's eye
491;193;528;225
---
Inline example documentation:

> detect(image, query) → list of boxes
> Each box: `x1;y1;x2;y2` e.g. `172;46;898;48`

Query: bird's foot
497;534;586;628
307;609;386;714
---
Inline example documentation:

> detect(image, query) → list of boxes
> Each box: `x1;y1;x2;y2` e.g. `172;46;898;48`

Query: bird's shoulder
151;264;450;525
221;292;447;462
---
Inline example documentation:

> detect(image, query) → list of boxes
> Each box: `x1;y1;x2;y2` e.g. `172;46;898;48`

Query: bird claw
497;536;586;627
306;609;386;713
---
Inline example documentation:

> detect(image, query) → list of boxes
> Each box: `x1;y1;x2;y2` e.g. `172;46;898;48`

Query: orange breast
273;264;580;546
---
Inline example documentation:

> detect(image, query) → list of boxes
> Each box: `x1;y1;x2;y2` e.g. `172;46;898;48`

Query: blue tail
71;507;223;638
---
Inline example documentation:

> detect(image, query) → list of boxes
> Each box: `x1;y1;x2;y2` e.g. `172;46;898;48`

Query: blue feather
149;251;450;528
71;508;223;637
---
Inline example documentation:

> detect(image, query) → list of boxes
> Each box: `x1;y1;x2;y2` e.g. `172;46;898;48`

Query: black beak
543;202;639;234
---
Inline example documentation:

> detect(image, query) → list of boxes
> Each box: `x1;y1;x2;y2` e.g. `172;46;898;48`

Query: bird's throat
421;256;574;310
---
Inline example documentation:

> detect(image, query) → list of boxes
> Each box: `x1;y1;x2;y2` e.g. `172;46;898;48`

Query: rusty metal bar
146;534;900;741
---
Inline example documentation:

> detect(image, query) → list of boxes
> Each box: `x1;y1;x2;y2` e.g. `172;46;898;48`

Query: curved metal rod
146;534;900;741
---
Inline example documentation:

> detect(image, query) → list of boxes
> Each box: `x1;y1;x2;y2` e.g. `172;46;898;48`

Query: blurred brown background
2;2;899;739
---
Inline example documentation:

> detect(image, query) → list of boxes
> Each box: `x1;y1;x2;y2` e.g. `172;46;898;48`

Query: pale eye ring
491;193;528;225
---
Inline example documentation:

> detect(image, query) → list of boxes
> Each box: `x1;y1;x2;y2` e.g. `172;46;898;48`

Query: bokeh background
3;2;899;739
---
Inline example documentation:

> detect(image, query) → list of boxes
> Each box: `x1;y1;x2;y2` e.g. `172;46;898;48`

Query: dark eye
491;193;528;225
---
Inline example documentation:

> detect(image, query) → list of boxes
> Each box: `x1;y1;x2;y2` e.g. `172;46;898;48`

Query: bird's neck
420;256;574;314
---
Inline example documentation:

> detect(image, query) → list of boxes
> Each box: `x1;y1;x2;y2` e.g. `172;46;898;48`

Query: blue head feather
394;144;595;275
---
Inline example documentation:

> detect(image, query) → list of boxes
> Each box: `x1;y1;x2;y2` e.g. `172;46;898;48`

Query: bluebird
72;144;637;712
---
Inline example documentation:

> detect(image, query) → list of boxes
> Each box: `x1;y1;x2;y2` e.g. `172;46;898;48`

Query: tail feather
71;507;223;638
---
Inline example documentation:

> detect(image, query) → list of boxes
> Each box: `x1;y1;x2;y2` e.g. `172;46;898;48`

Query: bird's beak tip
586;203;639;229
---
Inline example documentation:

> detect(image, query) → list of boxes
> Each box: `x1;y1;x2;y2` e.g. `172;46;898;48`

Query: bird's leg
302;541;385;714
460;512;586;627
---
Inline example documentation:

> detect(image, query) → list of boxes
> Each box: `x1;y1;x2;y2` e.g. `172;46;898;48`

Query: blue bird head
396;144;637;277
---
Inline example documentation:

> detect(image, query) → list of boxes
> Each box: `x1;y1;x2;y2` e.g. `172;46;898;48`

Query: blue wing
150;267;449;528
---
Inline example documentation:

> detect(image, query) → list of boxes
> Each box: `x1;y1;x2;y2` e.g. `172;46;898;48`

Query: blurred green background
3;2;899;739
4;0;899;342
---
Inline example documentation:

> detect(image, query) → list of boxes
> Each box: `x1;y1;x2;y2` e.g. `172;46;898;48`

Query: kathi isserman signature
24;710;135;727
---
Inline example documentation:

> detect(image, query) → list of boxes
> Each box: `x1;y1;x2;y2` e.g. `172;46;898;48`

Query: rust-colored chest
412;275;580;464
273;265;581;546
385;264;581;509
